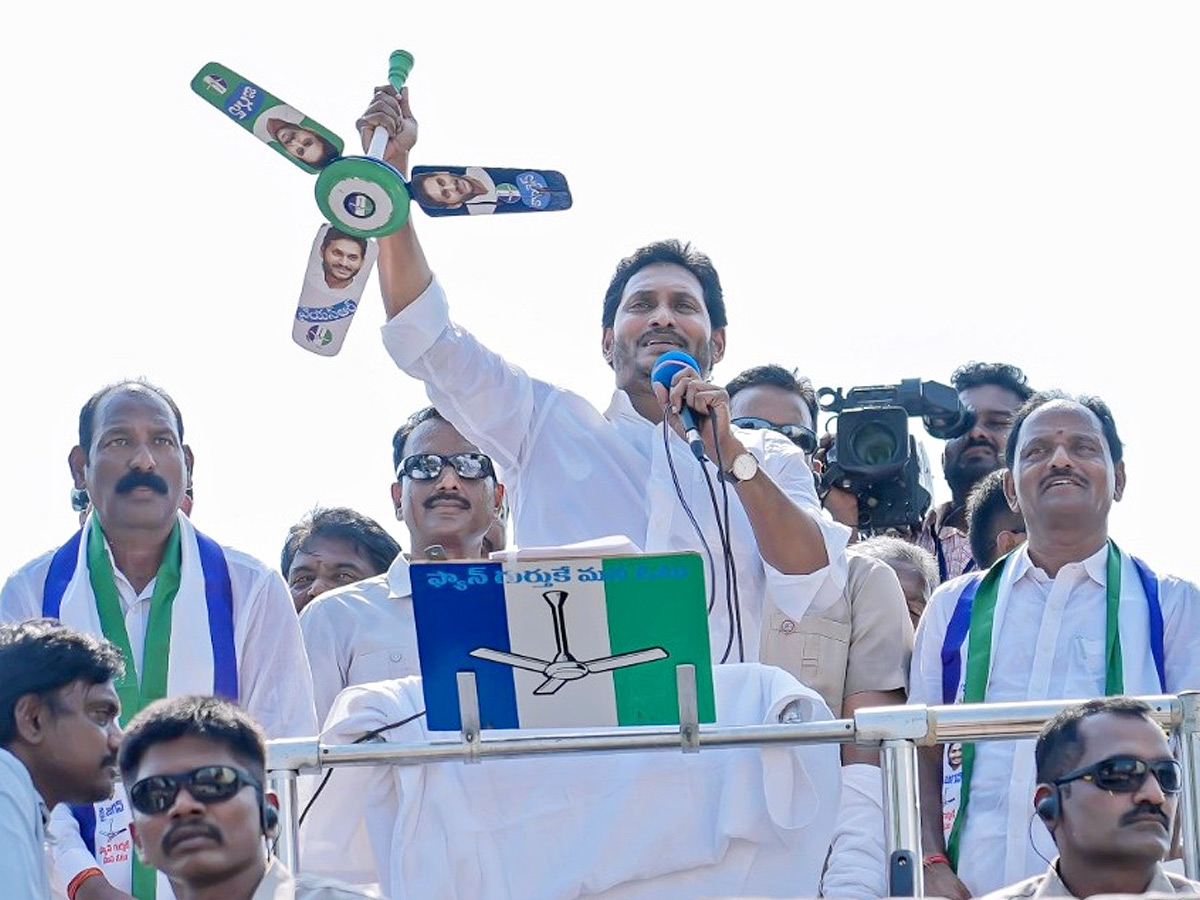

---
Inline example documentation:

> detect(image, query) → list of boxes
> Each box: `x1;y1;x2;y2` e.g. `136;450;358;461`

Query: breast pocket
1064;636;1107;696
349;646;417;685
760;610;849;714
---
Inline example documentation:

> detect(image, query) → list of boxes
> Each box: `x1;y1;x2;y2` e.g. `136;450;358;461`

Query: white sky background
1;2;1196;582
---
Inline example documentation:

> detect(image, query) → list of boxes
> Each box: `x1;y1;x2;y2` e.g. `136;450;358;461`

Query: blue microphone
651;350;706;461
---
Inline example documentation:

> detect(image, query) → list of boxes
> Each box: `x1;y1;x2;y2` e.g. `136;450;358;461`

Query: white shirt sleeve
381;277;550;474
299;598;351;727
1161;573;1200;693
231;557;319;739
820;763;889;900
47;803;99;896
0;774;50;900
908;579;961;707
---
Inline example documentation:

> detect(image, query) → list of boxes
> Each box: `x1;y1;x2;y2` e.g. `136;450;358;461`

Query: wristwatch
724;451;759;483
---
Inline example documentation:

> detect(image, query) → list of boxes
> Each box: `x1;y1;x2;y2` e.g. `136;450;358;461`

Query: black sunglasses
731;417;818;454
397;452;495;482
128;765;262;815
1054;755;1182;795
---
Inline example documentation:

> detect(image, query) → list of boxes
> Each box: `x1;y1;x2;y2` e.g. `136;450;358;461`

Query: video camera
816;379;974;533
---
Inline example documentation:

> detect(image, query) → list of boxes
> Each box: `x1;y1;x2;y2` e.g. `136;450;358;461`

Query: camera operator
727;364;912;899
916;362;1034;582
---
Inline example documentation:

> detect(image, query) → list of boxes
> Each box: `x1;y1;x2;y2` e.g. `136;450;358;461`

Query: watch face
732;453;757;481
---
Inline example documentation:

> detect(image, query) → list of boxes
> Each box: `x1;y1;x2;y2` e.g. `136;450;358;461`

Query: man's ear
263;792;280;838
68;446;87;490
13;694;48;745
995;528;1025;559
1113;459;1126;503
183;445;195;488
601;328;615;367
493;482;506;517
391;482;405;523
709;328;726;367
130;821;145;858
1004;468;1020;514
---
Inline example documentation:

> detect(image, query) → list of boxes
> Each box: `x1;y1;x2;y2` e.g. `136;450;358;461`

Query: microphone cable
708;420;743;663
662;410;718;621
297;709;427;830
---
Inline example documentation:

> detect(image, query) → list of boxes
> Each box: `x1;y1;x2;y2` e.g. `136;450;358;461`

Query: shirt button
780;619;796;634
390;652;403;662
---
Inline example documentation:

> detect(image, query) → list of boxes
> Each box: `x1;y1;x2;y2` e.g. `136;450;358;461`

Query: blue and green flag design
411;553;715;731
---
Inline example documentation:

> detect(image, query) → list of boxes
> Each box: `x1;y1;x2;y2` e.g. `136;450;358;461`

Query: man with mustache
0;621;123;900
916;361;1034;582
299;406;505;725
977;697;1200;900
910;392;1200;899
120;695;373;900
354;86;849;668
0;379;317;900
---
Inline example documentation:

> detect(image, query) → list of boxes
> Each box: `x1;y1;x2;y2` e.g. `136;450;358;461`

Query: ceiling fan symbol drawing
470;590;668;696
190;50;572;357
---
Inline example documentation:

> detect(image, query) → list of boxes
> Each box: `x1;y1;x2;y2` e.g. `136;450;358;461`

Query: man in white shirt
911;391;1200;899
299;406;505;723
353;86;849;666
977;697;1200;900
0;620;124;900
0;379;317;900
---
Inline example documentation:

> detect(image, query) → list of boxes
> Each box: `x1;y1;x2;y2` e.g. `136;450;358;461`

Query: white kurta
909;542;1200;896
303;663;840;900
0;513;318;898
381;279;851;664
299;554;417;724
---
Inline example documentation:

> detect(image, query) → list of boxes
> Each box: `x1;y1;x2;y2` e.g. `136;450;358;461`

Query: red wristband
923;853;951;868
67;867;104;900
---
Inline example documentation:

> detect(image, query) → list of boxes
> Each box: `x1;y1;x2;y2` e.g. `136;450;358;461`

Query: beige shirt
977;860;1200;900
253;859;382;899
760;553;912;714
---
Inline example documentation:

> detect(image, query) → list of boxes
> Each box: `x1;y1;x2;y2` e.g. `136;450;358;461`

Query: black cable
697;462;735;663
661;411;718;617
297;710;427;830
709;419;743;662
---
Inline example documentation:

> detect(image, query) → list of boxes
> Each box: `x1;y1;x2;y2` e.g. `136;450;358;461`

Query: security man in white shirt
911;391;1200;898
299;406;505;724
976;697;1200;900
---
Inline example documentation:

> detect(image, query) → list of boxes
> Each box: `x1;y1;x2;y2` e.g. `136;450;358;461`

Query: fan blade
292;224;377;356
191;62;346;175
533;677;568;695
583;647;668;673
469;647;551;674
410;166;573;217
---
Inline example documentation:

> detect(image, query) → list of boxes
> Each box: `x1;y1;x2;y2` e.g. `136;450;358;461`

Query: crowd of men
1;81;1197;900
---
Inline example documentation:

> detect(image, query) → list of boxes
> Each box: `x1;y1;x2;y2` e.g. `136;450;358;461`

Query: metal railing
266;679;1200;897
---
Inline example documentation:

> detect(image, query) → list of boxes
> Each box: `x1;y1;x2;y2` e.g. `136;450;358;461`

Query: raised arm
356;85;432;319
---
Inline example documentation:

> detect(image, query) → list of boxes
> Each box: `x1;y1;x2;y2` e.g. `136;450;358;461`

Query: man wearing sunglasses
119;695;371;900
354;87;849;669
727;363;914;899
912;393;1200;900
977;697;1199;900
299;406;506;725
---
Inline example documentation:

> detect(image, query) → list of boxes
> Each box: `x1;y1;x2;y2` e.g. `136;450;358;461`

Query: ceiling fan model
470;590;668;696
191;50;573;356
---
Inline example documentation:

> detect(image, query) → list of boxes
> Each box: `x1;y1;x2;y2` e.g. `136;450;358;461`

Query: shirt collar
386;553;412;598
1039;858;1176;898
604;388;645;425
1011;541;1109;587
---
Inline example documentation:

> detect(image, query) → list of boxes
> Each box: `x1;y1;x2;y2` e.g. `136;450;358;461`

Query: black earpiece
70;488;90;512
262;802;279;834
1036;786;1060;822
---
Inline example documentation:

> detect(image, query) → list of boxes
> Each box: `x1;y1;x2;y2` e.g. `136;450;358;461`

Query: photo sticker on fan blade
190;62;345;175
291;223;378;356
410;166;572;217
